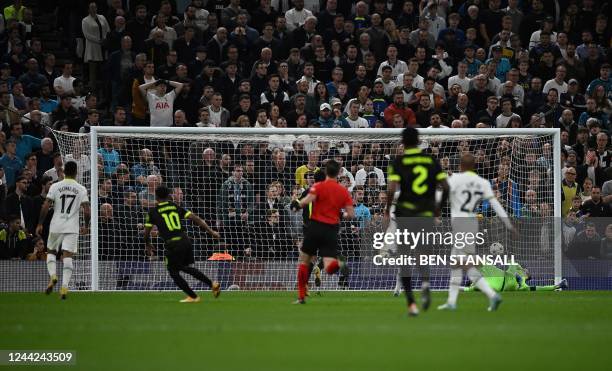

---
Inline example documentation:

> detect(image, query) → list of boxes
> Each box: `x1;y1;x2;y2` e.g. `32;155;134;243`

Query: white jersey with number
447;171;495;218
147;90;176;127
47;179;89;234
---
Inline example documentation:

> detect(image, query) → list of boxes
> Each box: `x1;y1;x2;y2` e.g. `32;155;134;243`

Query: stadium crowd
0;0;611;263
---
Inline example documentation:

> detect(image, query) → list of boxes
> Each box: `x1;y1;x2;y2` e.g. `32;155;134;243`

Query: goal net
2;128;562;292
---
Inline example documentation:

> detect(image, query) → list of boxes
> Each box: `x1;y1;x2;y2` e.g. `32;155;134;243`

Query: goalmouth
39;127;562;292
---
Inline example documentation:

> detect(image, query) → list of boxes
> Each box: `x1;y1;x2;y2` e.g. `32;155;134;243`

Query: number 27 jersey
47;179;89;234
447;171;495;218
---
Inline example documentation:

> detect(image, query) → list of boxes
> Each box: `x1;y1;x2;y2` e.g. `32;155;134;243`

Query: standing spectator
284;0;313;32
355;153;385;187
150;14;177;50
4;175;35;233
98;137;120;177
561;166;580;217
43;153;64;182
10;122;40;162
35;138;54;178
138;79;183;127
218;164;254;249
18;58;46;98
126;5;150;54
53;61;76;96
106;36;134;107
0;139;22;187
82;2;110;89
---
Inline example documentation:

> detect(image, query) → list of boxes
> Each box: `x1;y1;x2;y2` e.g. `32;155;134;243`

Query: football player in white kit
37;161;90;300
437;153;516;311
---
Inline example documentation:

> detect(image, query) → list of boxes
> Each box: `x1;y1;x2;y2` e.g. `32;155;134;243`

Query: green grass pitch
1;291;610;371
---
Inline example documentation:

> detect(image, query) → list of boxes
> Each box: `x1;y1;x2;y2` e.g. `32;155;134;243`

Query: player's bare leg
45;250;58;295
59;251;74;300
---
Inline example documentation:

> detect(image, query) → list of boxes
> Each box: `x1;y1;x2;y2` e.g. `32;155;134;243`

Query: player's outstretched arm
188;213;220;239
36;199;52;236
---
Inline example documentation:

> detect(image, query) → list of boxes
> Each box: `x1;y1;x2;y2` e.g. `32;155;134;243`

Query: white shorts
47;233;79;254
451;218;479;256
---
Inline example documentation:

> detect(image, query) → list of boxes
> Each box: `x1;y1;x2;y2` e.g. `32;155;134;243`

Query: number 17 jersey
447;171;495;218
144;201;192;242
47;178;89;234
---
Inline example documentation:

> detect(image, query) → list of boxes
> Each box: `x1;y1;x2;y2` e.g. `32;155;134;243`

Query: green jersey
466;264;529;292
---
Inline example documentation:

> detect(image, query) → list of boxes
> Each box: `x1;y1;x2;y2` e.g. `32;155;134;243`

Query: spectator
0;139;22;187
82;2;110;89
569;222;600;259
0;214;30;260
138;79;183;127
4;175;35;233
384;90;416;128
580;186;611;218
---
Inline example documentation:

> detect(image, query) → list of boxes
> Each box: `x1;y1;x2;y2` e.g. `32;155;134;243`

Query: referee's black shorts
301;220;339;258
164;237;195;270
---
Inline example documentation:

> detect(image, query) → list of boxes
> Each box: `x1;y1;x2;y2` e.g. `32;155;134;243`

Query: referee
386;127;449;316
291;160;355;304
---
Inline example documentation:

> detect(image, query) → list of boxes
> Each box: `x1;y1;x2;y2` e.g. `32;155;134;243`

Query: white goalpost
0;127;562;292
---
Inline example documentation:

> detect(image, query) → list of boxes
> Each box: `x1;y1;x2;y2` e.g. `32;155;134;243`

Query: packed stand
0;0;611;262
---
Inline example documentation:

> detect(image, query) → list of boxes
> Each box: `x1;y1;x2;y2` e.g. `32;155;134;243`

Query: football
490;242;505;255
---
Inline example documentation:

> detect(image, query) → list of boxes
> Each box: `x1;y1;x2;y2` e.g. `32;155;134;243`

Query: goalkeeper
464;264;568;292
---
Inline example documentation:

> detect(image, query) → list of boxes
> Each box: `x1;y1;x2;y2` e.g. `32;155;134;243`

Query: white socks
467;267;496;299
394;272;402;292
62;258;74;289
46;254;56;277
447;268;463;305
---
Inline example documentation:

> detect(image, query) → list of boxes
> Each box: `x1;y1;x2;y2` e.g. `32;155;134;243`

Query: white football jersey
148;90;176;127
47;179;89;234
447;171;495;218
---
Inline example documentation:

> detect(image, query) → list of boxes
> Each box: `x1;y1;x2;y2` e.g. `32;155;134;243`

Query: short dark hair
64;161;78;177
155;185;171;200
325;159;341;178
314;169;326;182
402;127;419;146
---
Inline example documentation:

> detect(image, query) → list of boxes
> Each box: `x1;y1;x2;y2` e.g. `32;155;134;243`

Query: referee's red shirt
309;179;353;225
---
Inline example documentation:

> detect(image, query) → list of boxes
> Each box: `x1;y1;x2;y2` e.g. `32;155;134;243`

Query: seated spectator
568;222;601;259
0;215;31;260
25;236;46;261
600;224;612;260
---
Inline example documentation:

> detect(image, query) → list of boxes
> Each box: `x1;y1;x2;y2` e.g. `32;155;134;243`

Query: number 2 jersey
144;201;192;242
447;171;495;218
47;178;89;234
387;148;447;216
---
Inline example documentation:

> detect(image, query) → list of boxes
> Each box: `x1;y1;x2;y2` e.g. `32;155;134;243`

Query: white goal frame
88;127;562;291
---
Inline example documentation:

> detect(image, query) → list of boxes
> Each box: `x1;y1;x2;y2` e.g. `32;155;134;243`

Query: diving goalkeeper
464;264;568;292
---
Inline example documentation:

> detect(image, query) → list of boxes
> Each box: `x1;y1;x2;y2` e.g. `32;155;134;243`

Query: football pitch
1;291;610;371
